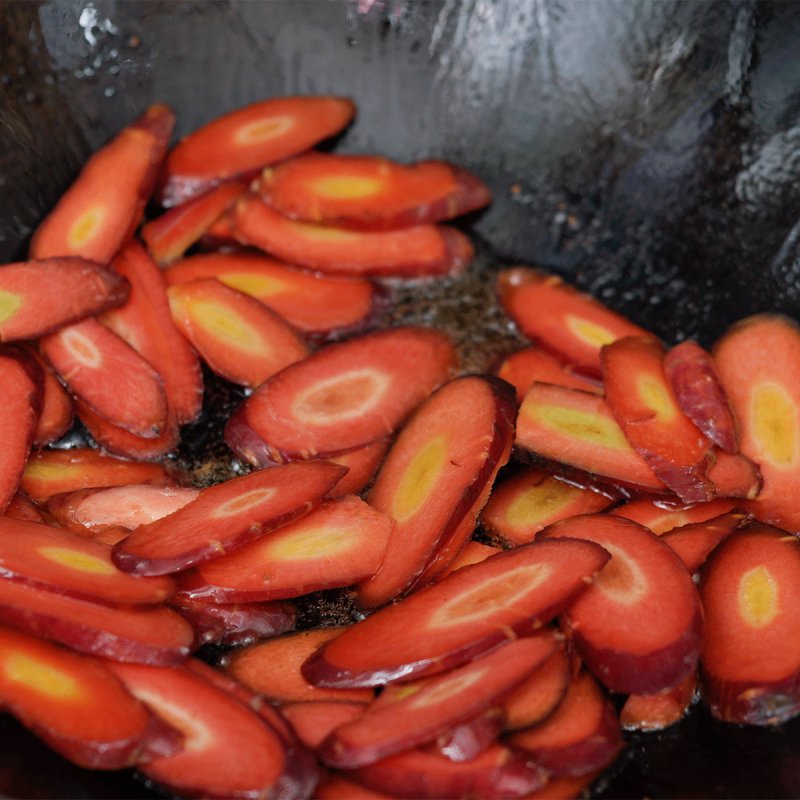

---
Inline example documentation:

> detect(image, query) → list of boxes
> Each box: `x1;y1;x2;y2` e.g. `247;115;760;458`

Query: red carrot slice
232;194;473;277
699;523;800;724
327;438;389;496
165;251;378;337
497;267;649;378
663;340;739;454
226;327;457;466
281;700;367;752
3;492;45;524
188;495;392;602
620;670;697;731
707;451;762;499
0;257;129;342
522;771;603;800
538;514;702;694
507;669;623;778
101;240;203;425
23;346;74;447
113;460;345;576
259;152;490;229
0;625;181;769
440;539;501;576
516;383;666;492
41;318;168;439
303;538;609;688
159;95;355;207
224;628;375;704
141;182;246;265
315;774;395;799
660;510;747;573
434;708;506;763
21;448;173;503
167;278;310;388
30;104;174;262
0;579;194;664
610;497;736;535
357;376;515;609
481;467;614;546
601;336;714;503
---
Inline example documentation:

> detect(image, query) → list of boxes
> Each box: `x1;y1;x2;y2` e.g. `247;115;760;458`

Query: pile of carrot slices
2;94;800;800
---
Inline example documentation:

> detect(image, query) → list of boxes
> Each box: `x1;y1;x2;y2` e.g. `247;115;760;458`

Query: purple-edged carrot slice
481;467;614;547
620;671;697;731
516;383;666;492
610;497;736;535
539;514;702;694
303;538;609;688
699;523;800;724
113;460;345;576
232;194;473;278
3;492;45;524
661;510;747;573
281;700;367;752
327;438;389;496
708;451;762;499
158;95;355;207
259;152;490;229
167;278;310;388
225;327;456;466
357;375;515;609
23;345;74;447
435;708;506;762
0;625;181;769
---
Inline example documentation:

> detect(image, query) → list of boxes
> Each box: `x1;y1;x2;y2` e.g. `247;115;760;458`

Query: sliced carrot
0;257;129;342
481;467;614;546
141;182;246;265
21;448;173;504
303;538;609;688
497;267;649;378
663;340;739;454
165;251;378;338
232;194;473;277
315;774;395;799
516;383;666;492
201;211;240;247
167;278;310;388
41;318;168;439
280;700;367;752
661;510;747;573
0;625;181;769
539;514;702;694
158;95;355;206
188;495;392;602
226;327;456;466
707;451;762;499
699;523;800;724
3;492;45;524
601;336;714;503
224;628;375;704
620;670;697;731
357;376;515;609
101;240;203;425
610;496;736;535
440;539;501;575
30;104;174;262
259;152;490;229
521;771;603;800
23;346;74;447
113;460;345;576
327;438;389;496
507;669;623;778
436;710;506;764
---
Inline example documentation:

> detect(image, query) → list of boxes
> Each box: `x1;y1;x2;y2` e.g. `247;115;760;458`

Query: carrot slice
188;495;391;602
516;383;666;492
141;182;246;265
437;711;507;764
281;700;367;752
41;318;168;439
303;538;609;688
507;669;623;778
357;376;515;609
440;539;501;576
259;152;490;229
481;467;614;546
327;438;389;496
315;774;395;799
167;278;310;388
23;346;74;447
539;514;702;694
707;451;762;499
663;340;739;454
620;670;697;731
158;95;355;206
0;625;181;769
232;194;473;277
101;240;203;425
521;771;603;800
224;628;375;704
30;104;174;262
226;327;457;466
113;460;345;575
165;251;378;338
610;497;736;535
497;267;649;378
699;523;800;724
21;448;173;503
0;257;129;342
601;336;714;503
3;492;45;524
660;510;747;573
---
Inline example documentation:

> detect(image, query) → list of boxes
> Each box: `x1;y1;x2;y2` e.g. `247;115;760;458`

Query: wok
2;1;800;797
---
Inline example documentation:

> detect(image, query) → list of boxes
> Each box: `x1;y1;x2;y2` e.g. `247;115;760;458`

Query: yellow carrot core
391;435;447;522
739;565;778;628
506;480;577;527
565;315;616;349
751;383;797;466
39;546;116;576
0;290;22;325
5;653;81;700
234;115;293;145
312;175;383;200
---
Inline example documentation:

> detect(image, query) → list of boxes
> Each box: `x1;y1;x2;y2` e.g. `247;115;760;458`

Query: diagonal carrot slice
435;707;506;763
620;670;697;731
707;450;762;499
327;438;389;496
23;345;74;447
158;95;355;207
232;194;473;277
440;540;501;576
30;104;174;262
660;510;747;573
167;278;310;388
281;700;367;752
303;538;609;688
315;774;396;799
3;492;45;524
610;496;736;535
113;460;346;575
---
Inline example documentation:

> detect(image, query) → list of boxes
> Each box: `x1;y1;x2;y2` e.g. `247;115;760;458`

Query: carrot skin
435;708;506;762
660;510;748;573
3;492;45;523
620;670;697;731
